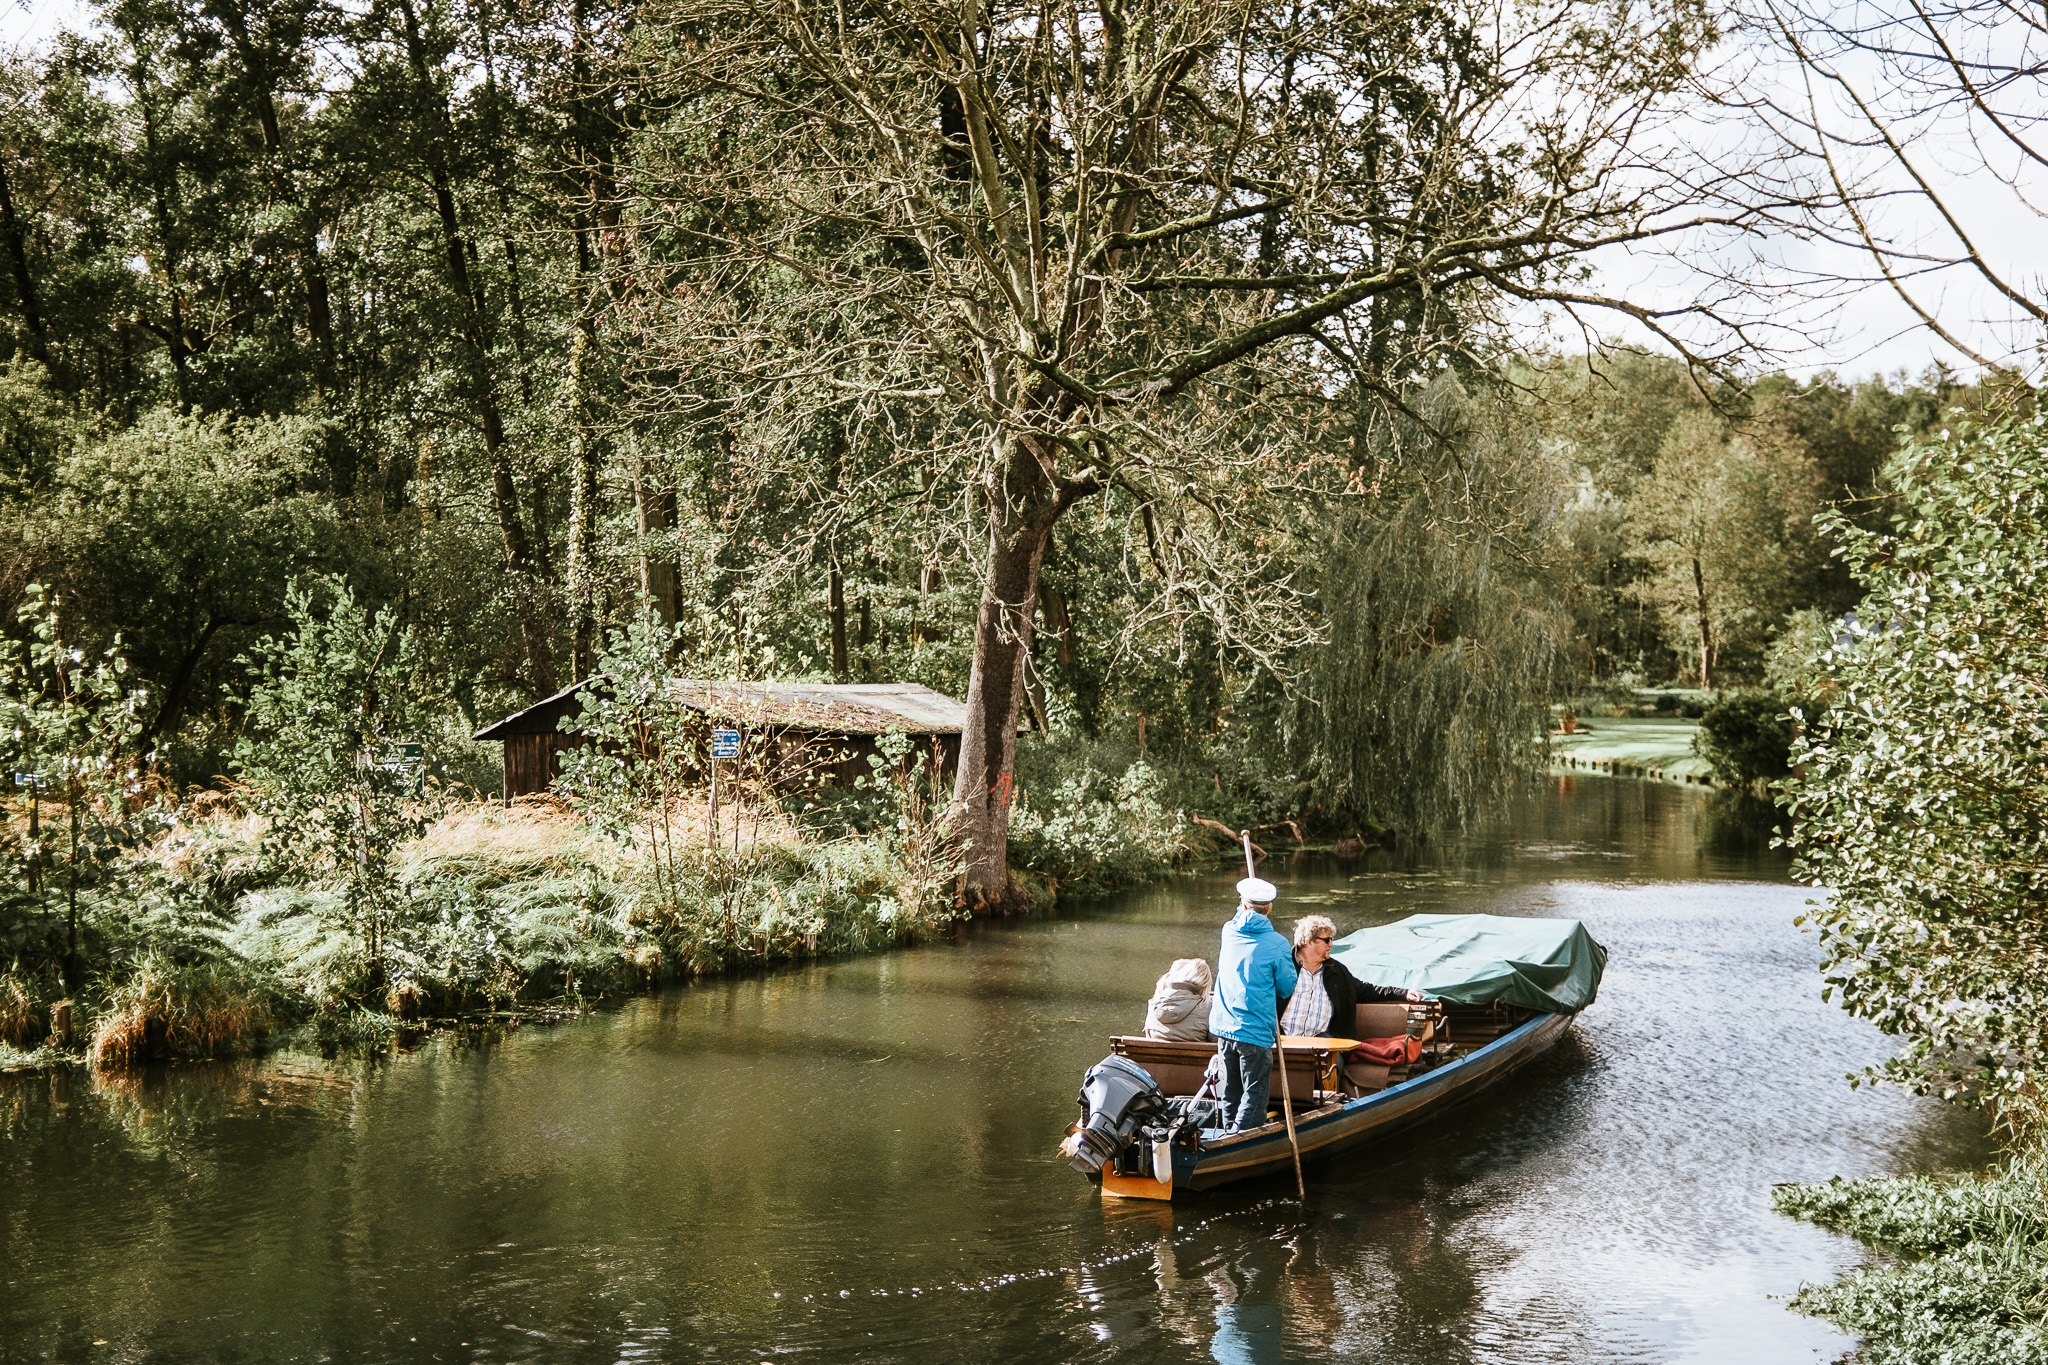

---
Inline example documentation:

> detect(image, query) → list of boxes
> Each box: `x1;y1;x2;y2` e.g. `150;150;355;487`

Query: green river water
1;776;1991;1363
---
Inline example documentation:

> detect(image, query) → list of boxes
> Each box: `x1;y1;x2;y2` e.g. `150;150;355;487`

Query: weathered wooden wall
499;729;957;798
504;732;576;798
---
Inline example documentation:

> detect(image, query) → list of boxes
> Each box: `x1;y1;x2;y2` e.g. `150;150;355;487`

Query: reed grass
89;957;281;1067
0;973;40;1048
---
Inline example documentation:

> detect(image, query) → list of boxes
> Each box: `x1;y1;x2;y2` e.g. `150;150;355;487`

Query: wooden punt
1096;1004;1575;1199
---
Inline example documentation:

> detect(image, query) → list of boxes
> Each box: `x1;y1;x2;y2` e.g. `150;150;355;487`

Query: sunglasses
1309;935;1334;944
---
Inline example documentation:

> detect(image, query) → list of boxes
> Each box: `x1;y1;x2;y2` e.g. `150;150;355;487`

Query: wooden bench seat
1107;1001;1505;1103
1109;1036;1334;1100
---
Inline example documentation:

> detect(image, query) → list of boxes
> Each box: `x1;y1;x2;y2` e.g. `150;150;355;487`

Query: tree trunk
1038;580;1075;665
216;9;335;390
828;553;849;680
1023;652;1051;733
950;443;1069;911
396;0;555;695
136;616;222;759
566;331;601;677
632;445;679;626
1692;554;1716;690
130;55;192;408
0;160;51;368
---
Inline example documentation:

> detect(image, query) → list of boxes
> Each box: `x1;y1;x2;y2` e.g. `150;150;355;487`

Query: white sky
6;0;2036;387
1;0;86;57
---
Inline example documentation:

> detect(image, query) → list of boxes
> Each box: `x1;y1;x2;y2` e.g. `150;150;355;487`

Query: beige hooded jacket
1142;958;1216;1042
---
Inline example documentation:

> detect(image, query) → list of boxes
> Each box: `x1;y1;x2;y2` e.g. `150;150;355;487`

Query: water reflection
1207;1242;1285;1365
0;776;1992;1364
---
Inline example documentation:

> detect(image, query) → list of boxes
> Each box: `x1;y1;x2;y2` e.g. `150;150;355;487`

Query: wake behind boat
1062;913;1607;1198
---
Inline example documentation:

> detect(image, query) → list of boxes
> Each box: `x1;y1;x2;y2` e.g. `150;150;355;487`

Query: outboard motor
1064;1054;1165;1174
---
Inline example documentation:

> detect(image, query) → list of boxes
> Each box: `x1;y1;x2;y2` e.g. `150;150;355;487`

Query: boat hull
1104;1010;1576;1196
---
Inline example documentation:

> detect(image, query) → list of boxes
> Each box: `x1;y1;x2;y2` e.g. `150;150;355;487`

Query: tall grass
0;972;40;1047
189;794;973;1016
39;744;1204;1067
89;956;281;1066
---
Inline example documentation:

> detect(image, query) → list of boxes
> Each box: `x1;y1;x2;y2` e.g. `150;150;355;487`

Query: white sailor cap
1236;876;1278;904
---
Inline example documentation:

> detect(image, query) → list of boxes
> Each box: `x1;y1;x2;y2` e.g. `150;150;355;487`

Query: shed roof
672;681;970;734
475;677;972;741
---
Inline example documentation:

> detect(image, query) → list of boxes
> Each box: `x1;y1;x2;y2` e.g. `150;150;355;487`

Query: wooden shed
474;677;975;799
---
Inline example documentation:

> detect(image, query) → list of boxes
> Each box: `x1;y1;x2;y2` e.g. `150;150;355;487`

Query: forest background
0;0;2028;1048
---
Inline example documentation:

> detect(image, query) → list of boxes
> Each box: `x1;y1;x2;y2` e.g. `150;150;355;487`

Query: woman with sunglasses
1279;914;1426;1039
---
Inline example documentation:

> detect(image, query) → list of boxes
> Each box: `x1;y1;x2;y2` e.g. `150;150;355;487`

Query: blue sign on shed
711;727;742;760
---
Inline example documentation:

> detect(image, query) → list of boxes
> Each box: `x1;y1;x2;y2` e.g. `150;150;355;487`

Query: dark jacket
1312;957;1410;1034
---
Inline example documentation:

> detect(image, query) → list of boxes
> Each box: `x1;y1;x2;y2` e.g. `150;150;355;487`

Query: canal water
1;778;1991;1363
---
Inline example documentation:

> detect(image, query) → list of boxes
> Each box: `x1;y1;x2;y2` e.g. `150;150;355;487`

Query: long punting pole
1246;830;1308;1208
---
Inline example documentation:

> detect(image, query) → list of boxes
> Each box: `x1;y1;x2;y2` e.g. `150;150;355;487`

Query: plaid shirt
1278;965;1332;1037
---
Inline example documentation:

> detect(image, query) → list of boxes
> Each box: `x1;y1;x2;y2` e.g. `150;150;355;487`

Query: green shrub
1786;412;2048;1116
237;577;444;984
1008;754;1194;899
1694;690;1805;793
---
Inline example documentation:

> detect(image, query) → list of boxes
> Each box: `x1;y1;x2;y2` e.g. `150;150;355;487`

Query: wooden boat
1094;1002;1573;1198
1068;913;1605;1200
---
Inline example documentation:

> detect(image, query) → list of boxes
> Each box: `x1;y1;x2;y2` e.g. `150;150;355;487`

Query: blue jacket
1208;906;1299;1046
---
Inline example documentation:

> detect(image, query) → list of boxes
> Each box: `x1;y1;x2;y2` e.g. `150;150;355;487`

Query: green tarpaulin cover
1330;913;1607;1013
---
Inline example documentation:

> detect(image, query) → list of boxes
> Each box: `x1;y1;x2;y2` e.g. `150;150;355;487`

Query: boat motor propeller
1062;1054;1165;1175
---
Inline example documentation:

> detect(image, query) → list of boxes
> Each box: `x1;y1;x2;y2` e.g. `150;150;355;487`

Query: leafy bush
237;577;446;984
1785;412;2048;1122
1694;690;1801;793
1008;752;1194;900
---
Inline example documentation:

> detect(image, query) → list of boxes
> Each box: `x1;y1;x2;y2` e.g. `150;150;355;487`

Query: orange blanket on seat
1352;1035;1421;1065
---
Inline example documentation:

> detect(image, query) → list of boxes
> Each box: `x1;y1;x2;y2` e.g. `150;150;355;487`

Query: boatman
1209;875;1297;1131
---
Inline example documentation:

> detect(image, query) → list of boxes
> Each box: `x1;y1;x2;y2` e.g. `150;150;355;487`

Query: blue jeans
1217;1037;1273;1132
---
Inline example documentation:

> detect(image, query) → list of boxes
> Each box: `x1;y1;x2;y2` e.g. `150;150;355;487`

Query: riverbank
1550;715;1716;787
0;746;1208;1072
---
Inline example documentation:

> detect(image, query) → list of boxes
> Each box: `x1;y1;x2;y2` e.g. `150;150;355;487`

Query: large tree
613;0;1786;905
1624;406;1823;686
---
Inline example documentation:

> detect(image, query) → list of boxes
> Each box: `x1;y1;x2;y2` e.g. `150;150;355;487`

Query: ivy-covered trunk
950;442;1064;912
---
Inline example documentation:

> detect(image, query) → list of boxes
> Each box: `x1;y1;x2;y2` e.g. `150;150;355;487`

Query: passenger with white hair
1280;913;1425;1040
1142;958;1214;1042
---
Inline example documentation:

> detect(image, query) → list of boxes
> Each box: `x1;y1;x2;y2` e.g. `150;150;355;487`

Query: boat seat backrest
1344;1060;1393;1094
1108;1036;1321;1099
1109;1037;1213;1096
1354;1003;1410;1038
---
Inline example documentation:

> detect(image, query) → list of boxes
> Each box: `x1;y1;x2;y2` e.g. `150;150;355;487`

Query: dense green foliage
1787;412;2048;1122
1771;408;2048;1365
0;0;1995;1071
1775;1161;2048;1365
1694;691;1805;794
1535;353;1954;687
0;1;1949;817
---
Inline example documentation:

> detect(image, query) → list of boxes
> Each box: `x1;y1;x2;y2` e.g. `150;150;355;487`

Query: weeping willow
1295;379;1572;839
